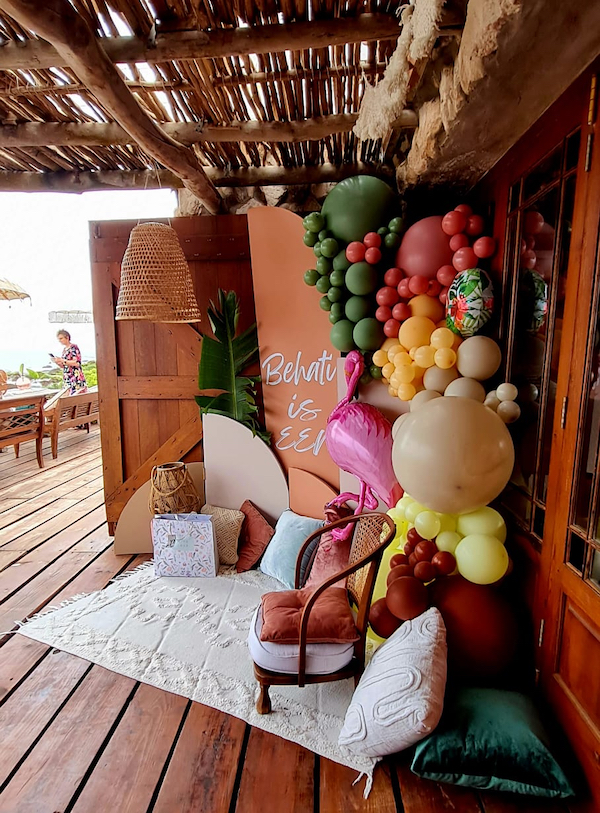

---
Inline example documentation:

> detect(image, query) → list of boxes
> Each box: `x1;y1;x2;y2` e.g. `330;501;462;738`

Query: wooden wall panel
90;215;255;532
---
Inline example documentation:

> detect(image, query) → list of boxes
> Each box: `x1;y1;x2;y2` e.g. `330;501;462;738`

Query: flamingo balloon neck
344;351;364;402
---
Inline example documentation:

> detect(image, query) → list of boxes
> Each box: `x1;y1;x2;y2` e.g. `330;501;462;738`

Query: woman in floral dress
51;329;87;395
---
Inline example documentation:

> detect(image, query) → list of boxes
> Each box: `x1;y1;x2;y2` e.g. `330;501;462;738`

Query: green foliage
196;290;269;444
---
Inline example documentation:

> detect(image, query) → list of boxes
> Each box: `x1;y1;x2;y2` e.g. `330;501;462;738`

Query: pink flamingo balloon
325;351;403;538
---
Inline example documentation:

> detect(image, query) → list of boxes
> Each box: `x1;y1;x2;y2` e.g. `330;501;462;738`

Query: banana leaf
196;290;270;444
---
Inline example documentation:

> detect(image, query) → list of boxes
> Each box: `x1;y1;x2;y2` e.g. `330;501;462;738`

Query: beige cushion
201;503;244;565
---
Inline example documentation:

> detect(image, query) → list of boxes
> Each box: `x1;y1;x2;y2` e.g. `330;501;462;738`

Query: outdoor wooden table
0;390;52;467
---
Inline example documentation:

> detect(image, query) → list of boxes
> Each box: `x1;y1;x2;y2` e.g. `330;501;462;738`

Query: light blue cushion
260;509;324;588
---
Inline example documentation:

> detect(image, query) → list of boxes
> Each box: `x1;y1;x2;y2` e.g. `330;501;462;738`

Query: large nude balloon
396;216;454;279
392;396;514;514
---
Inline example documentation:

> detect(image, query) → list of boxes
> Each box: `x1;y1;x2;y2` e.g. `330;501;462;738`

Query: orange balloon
434;347;457;369
397;382;417;401
399;316;436;351
414;345;436;368
408;294;445;322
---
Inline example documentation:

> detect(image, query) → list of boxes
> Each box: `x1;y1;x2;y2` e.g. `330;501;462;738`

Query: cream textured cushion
201;504;244;565
338;608;447;758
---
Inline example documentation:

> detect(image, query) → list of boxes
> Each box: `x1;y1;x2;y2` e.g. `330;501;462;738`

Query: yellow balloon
382;337;400;352
388;385;398;396
397;382;416;401
405;501;426;523
408;294;445;322
436;531;462;553
411;363;425;382
414;345;436;369
399;316;436;352
387;344;403;362
414;510;441;540
437;514;457;534
398;494;414;510
409;346;418;360
455;534;509;584
382;362;395;379
434;347;457;369
373;349;388;367
387;507;405;525
390;372;402;389
456;506;507;542
430;327;455;349
396;365;415;384
394;351;412;367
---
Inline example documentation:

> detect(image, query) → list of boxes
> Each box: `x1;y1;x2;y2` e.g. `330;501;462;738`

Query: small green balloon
320;237;339;258
327;286;343;303
345;262;378;296
384;232;401;250
319;295;332;312
333;250;352;272
315;275;331;294
303;212;325;233
329;310;342;324
377;226;390;236
330;319;356;352
303;268;319;286
360;370;372;386
330;302;344;319
316;256;332;275
353;318;385;351
318;229;331;242
303;230;318;247
313;241;322;258
345;295;371;323
388;216;404;234
370;364;383;379
329;268;345;287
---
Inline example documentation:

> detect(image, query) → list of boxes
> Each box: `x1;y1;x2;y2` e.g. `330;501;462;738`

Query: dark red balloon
403;540;416;556
392;302;411;322
390;553;409;568
376;286;400;307
454;203;473;216
384;267;403;287
406;528;424;546
473;236;496;259
522;249;537;269
429;576;519;679
397;278;412;298
370;597;402;638
364;232;382;249
396;216;454;279
375;306;393;323
408;552;420;568
346;241;366;263
387;564;415;585
449;233;469;251
439;287;449;305
413;561;437;582
427;279;442;297
386;576;429;621
408;275;429;295
414;540;438;562
465;215;485;236
524;210;544;235
432;550;456;575
452;247;478;272
436;265;456;287
441;210;468;236
365;246;382;265
383;318;401;338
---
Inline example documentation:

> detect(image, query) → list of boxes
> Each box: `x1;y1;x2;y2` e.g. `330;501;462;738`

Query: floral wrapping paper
152;513;219;577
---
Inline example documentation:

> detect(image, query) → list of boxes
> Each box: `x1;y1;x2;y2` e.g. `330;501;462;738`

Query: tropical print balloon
446;268;494;337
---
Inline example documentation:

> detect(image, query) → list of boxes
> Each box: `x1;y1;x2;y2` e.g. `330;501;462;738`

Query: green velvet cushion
411;688;574;798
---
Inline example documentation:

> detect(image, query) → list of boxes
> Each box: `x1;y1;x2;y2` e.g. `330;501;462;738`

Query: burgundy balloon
449;233;469;251
524;210;545;234
441;210;468;236
522;249;537;269
363;232;382;248
439;287;449;305
452;247;478;272
408;275;430;295
384;318;401;338
414;539;438;562
436;265;456;287
403;540;416;556
454;203;473;216
386;576;429;621
427;279;442;297
473;236;496;259
397;278;412;298
375;306;392;323
465;215;485;236
390;552;410;568
396;216;454;279
370;597;402;638
392;302;411;321
413;560;437;582
384;267;403;287
406;528;424;546
432;550;456;575
387;564;415;585
376;286;400;307
408;552;419;568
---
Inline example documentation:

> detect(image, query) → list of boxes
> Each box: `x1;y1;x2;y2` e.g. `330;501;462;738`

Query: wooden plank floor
0;428;574;813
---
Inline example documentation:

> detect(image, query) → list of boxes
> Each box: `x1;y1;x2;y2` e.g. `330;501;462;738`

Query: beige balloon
456;336;502;381
497;400;521;423
423;365;459;393
392;396;515;514
410;389;442;411
392;412;411;439
444;377;486;402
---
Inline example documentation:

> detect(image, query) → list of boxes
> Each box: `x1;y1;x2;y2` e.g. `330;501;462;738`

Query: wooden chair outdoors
0;394;45;468
44;389;100;459
249;512;396;715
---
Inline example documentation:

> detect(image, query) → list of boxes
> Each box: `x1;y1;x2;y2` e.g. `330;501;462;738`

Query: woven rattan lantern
116;222;201;322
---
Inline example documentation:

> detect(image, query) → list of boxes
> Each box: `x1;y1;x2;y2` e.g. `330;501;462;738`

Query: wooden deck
0;428;573;813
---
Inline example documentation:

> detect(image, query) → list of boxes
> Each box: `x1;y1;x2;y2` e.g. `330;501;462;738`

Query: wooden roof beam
0;112;418;147
0;0;222;212
0;14;402;72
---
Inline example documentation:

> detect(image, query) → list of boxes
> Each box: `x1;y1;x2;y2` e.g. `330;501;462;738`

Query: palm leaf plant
196;289;270;444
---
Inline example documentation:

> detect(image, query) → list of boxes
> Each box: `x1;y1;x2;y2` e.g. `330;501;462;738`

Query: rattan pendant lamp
116;222;201;322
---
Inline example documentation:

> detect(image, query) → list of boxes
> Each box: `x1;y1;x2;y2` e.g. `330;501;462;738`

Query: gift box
152;513;219;577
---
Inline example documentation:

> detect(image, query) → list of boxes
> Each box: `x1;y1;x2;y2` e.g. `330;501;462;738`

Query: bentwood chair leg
256;682;272;715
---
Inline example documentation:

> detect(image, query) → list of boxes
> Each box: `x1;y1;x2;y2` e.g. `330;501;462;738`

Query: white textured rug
17;563;376;786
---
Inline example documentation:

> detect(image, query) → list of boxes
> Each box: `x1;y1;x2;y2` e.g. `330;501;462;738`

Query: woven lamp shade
116;222;201;322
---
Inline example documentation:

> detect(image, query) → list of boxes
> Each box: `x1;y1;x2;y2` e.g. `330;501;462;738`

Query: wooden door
90;216;255;534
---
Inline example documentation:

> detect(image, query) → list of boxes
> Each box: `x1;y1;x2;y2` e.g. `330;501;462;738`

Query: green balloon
320;237;339;258
313;242;322;258
330;320;356;352
329;310;342;324
353;318;385;351
319;296;332;312
384;232;401;250
315;275;331;294
330;302;344;319
345;262;378;296
329;268;345;287
388;216;404;234
303;268;319;286
377;226;390;236
316;256;332;275
318;229;331;242
327;286;343;303
333;250;351;272
345;295;371;323
370;364;383;379
321;176;397;243
303;230;318;247
303;212;325;233
360;370;372;386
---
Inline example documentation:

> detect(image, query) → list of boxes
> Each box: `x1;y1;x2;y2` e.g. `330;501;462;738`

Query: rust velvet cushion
260;587;359;645
236;500;275;572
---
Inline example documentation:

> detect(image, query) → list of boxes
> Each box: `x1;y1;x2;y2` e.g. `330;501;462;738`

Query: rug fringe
352;770;374;798
109;559;156;584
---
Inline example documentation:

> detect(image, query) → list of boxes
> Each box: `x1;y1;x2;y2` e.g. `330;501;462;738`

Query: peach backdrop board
248;207;339;489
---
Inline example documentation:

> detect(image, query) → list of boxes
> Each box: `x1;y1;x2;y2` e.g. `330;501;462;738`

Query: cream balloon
423;365;459;393
497;401;521;424
484;393;501;411
496;382;518;401
392;412;410;439
456;336;502;381
455;534;509;584
444;377;486;402
410;389;442;411
392;396;515;514
435;530;462;553
456;506;507;543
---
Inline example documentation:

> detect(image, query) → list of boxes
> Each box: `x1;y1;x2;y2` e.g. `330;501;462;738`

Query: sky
0;188;177;373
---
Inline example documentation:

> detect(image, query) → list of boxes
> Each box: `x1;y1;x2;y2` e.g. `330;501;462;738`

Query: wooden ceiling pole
0;0;223;212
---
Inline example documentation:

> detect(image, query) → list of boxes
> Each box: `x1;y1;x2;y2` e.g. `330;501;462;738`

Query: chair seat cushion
260;587;359;644
248;606;355;675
